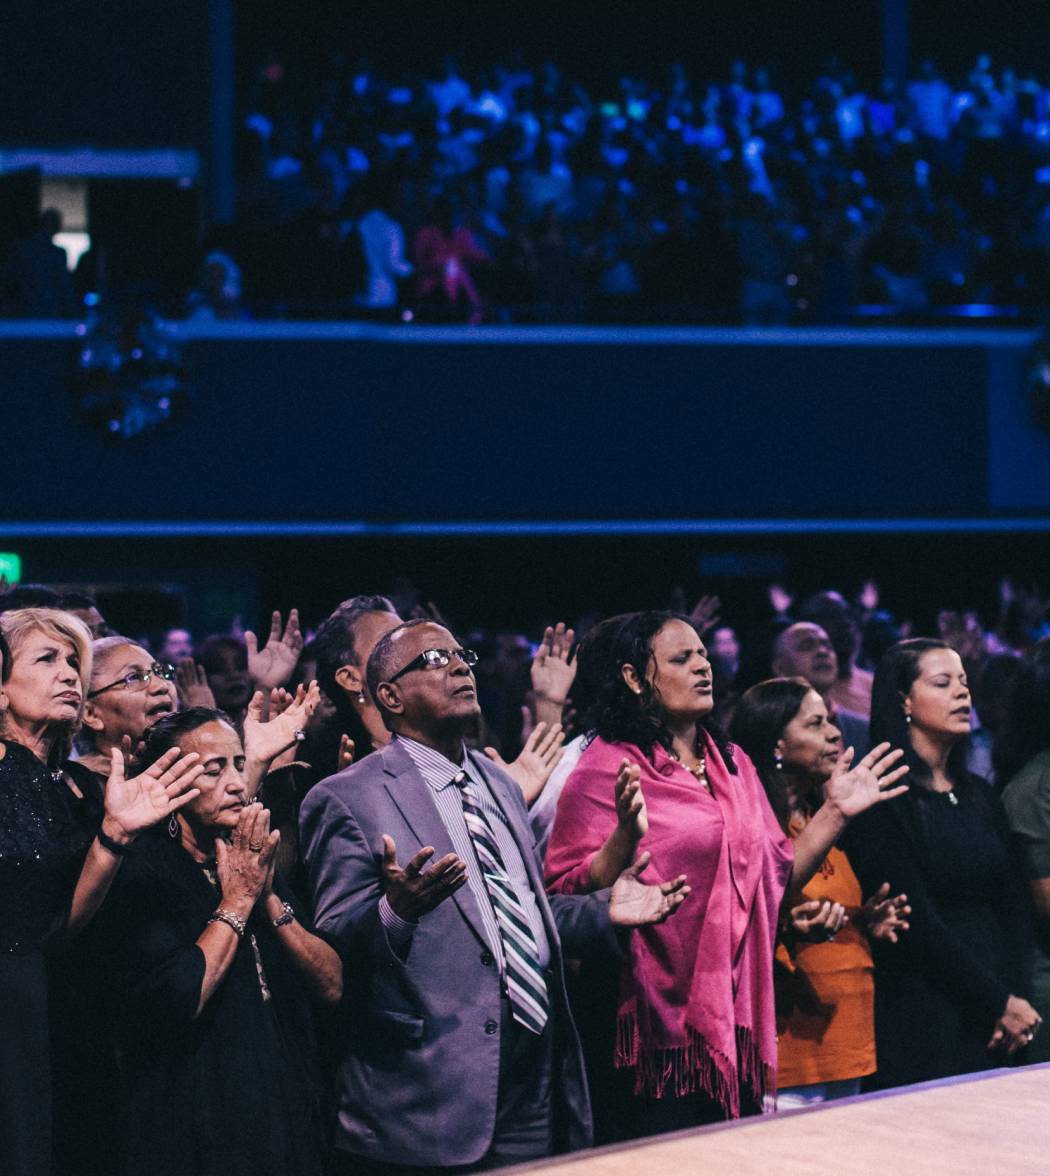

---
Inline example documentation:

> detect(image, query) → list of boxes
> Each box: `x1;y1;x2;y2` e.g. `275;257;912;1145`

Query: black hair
0;584;61;613
870;637;970;789
730;677;812;831
365;618;438;724
312;595;398;712
57;591;99;611
0;627;9;681
195;634;247;672
582;610;737;773
139;707;236;770
993;637;1050;786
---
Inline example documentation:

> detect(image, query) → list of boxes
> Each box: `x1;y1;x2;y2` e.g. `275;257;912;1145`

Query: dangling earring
774;751;783;771
356;692;366;704
168;814;180;839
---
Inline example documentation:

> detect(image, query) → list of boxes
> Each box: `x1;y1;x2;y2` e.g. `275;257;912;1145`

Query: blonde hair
0;608;94;762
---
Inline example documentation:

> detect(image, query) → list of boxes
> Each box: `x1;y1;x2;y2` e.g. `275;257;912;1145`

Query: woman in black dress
0;609;203;1176
95;707;342;1176
843;638;1041;1087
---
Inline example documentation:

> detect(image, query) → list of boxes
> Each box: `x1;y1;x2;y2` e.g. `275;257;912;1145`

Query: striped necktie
454;771;549;1035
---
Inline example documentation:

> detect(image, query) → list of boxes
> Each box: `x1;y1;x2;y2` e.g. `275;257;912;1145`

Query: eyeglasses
389;648;478;683
88;662;177;699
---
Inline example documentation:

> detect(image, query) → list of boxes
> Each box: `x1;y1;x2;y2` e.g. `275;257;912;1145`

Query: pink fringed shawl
545;733;793;1117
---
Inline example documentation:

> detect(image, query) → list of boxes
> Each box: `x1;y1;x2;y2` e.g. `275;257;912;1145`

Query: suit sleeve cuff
379;896;417;957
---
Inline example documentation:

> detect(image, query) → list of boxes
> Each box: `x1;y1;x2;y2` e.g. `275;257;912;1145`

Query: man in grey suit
300;619;686;1174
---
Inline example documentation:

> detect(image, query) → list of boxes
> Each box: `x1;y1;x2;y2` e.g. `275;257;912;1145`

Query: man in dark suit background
300;619;686;1174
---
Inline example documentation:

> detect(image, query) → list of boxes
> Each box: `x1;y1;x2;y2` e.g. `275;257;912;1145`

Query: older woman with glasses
0;609;202;1176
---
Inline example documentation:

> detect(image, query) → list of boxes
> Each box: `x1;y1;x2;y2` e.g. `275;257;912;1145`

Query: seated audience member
0;609;201;1176
95;706;339;1176
771;622;871;757
300;619;686;1172
731;678;910;1105
798;592;875;719
196;635;254;723
545;611;907;1137
998;637;1050;1062
843;639;1040;1087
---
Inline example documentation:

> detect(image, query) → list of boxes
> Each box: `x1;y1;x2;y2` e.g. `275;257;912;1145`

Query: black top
0;740;100;954
842;774;1033;1088
93;826;327;1176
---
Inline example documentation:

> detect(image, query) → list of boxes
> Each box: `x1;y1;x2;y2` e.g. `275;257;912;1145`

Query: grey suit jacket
299;739;612;1167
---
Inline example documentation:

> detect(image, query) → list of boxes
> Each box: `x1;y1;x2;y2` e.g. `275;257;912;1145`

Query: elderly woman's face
5;629;83;727
177;720;249;833
777;689;842;782
84;643;177;746
638;619;714;722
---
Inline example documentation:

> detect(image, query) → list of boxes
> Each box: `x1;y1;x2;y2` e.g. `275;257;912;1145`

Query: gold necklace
671;745;711;792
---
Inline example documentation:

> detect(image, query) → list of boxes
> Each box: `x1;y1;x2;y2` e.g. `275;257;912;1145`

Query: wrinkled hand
245;609;304;690
215;803;280;914
381;835;467;922
789;898;849;941
824;743;909;821
243;681;320;768
102;747;203;843
485;721;565;805
175;659;215;709
608;851;689;927
689;594;722;635
614;759;648;841
860;882;910;943
989;994;1042;1054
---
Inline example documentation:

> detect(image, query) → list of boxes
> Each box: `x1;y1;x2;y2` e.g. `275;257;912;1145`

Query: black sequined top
0;740;102;954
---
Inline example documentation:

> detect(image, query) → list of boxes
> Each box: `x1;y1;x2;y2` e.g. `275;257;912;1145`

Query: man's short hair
365;618;438;726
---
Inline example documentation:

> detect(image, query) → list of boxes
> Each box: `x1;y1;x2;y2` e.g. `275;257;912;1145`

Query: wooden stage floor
517;1064;1050;1176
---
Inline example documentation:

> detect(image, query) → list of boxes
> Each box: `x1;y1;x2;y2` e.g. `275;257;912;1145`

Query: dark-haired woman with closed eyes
545;611;908;1137
843;638;1040;1088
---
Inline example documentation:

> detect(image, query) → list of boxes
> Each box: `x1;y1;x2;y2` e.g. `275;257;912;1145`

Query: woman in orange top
732;678;910;1105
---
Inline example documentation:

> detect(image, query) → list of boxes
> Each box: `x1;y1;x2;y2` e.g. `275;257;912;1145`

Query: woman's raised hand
243;681;321;767
244;608;304;690
614;759;648;842
215;803;280;916
824;742;909;821
102;747;203;844
860;882;911;943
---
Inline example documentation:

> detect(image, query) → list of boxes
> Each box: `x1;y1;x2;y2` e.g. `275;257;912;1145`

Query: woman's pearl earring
904;713;911;725
774;751;783;771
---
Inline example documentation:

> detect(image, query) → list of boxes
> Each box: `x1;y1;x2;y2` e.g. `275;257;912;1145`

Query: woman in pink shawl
545;611;908;1137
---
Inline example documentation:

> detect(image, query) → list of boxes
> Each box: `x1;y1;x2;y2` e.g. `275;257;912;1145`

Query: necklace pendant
947;791;959;806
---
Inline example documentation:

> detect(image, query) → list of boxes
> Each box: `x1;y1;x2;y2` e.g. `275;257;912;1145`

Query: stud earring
904;713;912;726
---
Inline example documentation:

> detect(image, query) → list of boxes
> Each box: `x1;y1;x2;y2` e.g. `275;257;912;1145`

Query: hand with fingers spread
380;835;468;922
824;742;910;821
102;746;204;846
614;759;648;842
608;851;690;927
788;898;849;942
215;802;281;918
531;623;577;724
988;994;1042;1055
245;608;304;690
485;720;565;805
243;681;321;774
688;594;722;636
175;658;216;709
859;882;911;943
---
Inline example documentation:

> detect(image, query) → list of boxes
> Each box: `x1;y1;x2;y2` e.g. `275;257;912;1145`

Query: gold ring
249;843;264;852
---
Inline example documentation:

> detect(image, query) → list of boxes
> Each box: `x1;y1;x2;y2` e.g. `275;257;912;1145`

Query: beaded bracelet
272;902;296;928
209;908;247;938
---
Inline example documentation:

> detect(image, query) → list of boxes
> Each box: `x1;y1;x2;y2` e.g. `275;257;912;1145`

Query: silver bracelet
209;908;247;938
272;902;296;928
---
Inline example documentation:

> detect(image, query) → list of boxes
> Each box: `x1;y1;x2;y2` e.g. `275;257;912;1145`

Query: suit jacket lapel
380;741;490;951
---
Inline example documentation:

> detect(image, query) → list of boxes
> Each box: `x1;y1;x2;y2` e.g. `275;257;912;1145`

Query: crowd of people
3;569;1050;1175
212;52;1050;324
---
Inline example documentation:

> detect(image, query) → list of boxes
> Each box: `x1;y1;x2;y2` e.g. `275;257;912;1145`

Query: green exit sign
0;553;22;585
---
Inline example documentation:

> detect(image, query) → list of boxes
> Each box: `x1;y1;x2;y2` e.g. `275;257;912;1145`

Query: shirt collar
396;734;468;792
